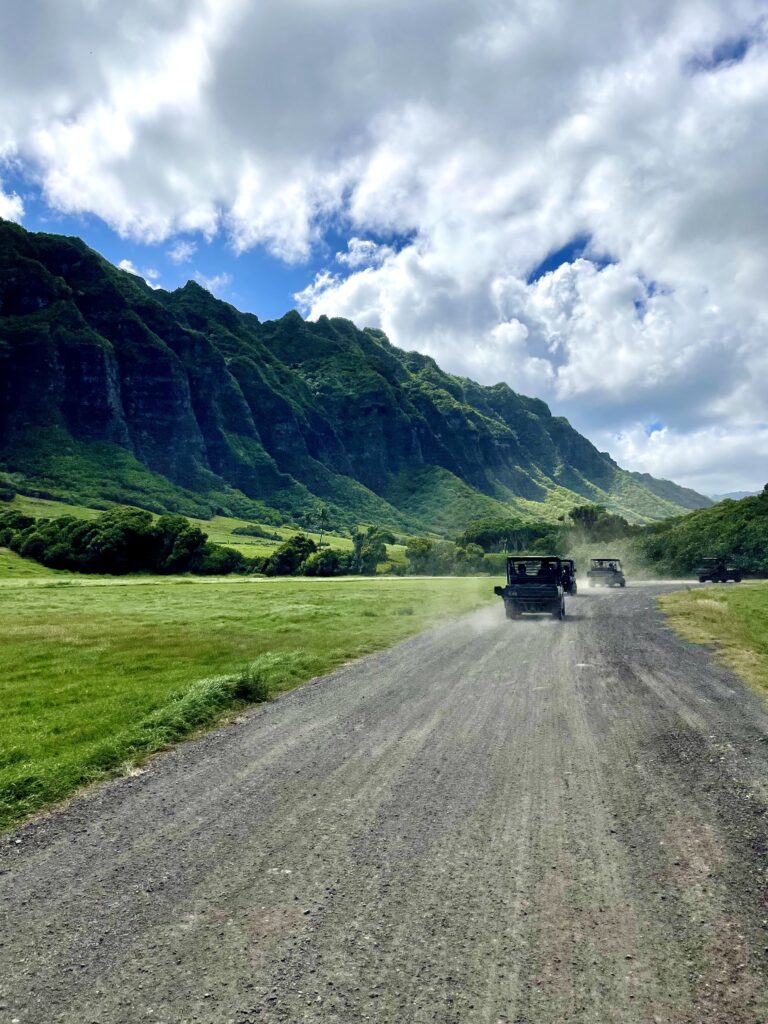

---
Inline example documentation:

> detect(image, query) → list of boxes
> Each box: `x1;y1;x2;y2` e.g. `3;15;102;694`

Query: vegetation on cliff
0;220;709;533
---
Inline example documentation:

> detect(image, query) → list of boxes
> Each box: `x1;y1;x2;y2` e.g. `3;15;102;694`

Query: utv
696;558;742;583
494;556;566;620
560;559;578;596
587;558;626;588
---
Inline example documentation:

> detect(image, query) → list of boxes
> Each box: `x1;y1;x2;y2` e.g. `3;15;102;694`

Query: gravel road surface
3;584;768;1024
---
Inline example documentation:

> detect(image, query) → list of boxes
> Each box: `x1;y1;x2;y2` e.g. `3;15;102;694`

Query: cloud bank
1;0;766;490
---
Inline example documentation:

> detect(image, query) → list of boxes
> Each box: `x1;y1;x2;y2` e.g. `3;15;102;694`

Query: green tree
0;507;253;576
569;504;606;529
460;542;485;573
317;505;330;548
263;534;317;576
349;526;394;574
457;517;559;553
303;548;342;577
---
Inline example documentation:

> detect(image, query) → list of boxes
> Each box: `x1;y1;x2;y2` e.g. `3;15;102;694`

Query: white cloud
336;238;394;269
193;270;232;295
607;424;768;495
0;182;23;222
2;0;768;489
294;271;339;311
167;239;197;264
118;258;161;289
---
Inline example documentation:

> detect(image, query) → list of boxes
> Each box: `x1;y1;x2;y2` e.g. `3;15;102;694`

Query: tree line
0;509;399;578
637;486;768;575
0;503;634;578
6;495;762;579
0;509;247;575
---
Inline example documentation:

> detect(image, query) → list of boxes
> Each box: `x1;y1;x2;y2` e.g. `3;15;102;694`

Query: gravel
2;584;768;1023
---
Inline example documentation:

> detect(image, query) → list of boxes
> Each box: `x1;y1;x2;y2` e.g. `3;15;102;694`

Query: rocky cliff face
0;220;710;529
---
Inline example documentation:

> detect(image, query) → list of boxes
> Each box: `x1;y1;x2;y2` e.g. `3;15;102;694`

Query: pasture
0;572;496;829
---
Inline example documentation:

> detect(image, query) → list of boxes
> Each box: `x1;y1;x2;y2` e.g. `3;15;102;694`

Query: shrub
348;526;392;574
262;534;317;576
405;536;482;575
197;542;249;575
482;552;507;575
0;511;34;546
302;548;342;577
231;524;282;541
232;663;272;703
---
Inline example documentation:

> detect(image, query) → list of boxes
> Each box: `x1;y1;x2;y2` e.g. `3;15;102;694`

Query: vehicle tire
620;580;626;588
552;600;565;620
734;575;742;583
698;576;706;583
588;579;594;588
505;603;520;620
572;583;578;596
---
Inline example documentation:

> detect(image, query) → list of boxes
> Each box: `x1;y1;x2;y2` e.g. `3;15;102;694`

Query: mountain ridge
0;220;711;532
709;491;759;502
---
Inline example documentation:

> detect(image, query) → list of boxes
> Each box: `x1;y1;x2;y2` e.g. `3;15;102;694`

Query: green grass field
660;581;768;695
0;547;68;579
0;572;497;830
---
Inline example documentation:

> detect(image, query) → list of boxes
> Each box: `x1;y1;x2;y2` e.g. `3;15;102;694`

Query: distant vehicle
494;556;566;620
587;557;626;588
696;557;742;583
560;558;578;595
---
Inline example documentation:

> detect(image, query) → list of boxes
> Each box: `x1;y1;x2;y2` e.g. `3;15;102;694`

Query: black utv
494;556;566;620
560;559;577;595
696;558;742;583
587;558;626;588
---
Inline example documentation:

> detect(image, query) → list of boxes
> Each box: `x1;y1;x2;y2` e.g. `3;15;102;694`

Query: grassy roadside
659;582;768;695
0;574;498;830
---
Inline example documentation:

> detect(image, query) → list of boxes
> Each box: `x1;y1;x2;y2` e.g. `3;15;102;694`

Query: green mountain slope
0;220;711;531
629;471;713;512
640;489;768;574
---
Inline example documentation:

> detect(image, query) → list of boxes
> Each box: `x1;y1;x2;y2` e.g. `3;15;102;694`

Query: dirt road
3;584;768;1023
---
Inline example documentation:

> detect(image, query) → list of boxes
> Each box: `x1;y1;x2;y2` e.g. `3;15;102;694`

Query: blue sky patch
526;234;614;284
2;163;423;321
686;34;752;74
2;165;324;320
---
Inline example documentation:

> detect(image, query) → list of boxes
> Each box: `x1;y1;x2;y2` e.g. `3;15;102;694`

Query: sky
1;0;766;496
